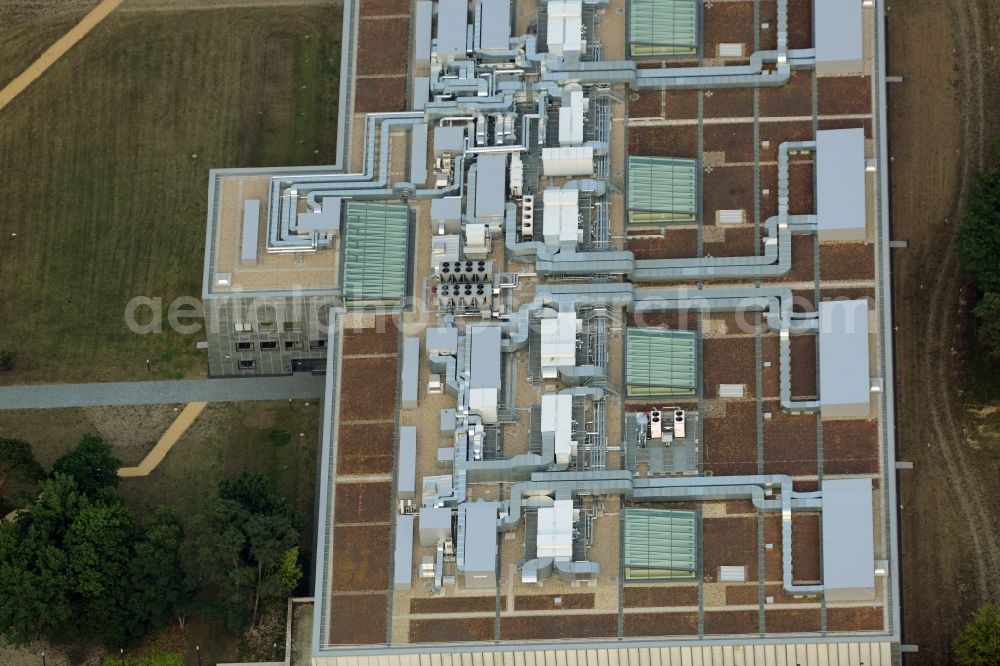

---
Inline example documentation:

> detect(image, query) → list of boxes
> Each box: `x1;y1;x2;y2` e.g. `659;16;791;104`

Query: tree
0;350;14;372
0;438;45;513
955;604;1000;666
955;165;1000;294
972;292;1000;360
0;473;149;648
52;434;120;497
184;473;302;632
129;510;195;630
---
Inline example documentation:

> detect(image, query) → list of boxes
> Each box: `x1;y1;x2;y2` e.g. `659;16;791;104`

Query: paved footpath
0;375;325;410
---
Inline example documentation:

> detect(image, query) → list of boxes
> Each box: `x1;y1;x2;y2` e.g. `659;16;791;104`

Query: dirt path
119;402;206;477
0;0;125;112
889;0;1000;662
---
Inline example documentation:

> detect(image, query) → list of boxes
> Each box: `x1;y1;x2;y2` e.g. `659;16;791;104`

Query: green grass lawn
0;5;341;384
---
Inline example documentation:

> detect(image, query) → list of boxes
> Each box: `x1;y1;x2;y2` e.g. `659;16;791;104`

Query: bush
954;604;1000;666
101;652;184;666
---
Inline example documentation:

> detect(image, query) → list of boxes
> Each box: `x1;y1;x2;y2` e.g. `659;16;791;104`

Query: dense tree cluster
955;159;1000;361
954;604;1000;666
0;436;302;649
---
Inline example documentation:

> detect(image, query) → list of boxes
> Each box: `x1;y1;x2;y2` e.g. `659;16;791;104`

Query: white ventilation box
546;0;584;60
717;209;746;225
542;146;594;177
542;188;580;252
541;393;575;465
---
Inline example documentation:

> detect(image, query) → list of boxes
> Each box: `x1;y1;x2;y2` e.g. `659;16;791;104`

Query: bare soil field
354;76;408;112
628;124;698;159
759;70;812;118
515;593;594;610
702;165;754;223
623;612;698;637
818;76;872;116
342;316;401;354
500;614;618;640
410;596;498;613
703;517;758;582
785;0;812;49
703;401;758;475
356;17;410;75
704;88;754;120
411;618;495;643
334;481;393;522
338;356;399;419
330;524;391;591
822;419;879;475
826;607;884;633
704;227;758;258
624;585;698;608
628;229;698;260
818;117;873;139
762;402;818;476
702;2;755;61
0;3;342;384
818;243;875;281
766;608;821;633
702;337;756;399
328;593;389;644
704;123;755;163
759;121;813;160
337;422;395;474
703;610;759;635
787;162;815;215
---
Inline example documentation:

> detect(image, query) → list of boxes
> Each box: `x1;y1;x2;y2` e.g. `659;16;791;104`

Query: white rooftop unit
536;499;574;560
542;188;580;252
541;393;575;465
547;0;584;60
542;146;594;177
822;478;875;601
475;153;507;219
818;299;871;419
815;0;863;74
816;128;867;242
539;311;578;377
431;234;460;270
419;506;452;546
558;88;586;146
464;222;490;258
436;0;469;58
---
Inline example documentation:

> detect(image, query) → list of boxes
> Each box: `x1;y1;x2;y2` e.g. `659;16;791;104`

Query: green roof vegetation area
627;156;698;225
628;0;699;57
342;201;410;307
624;508;698;581
626;327;697;397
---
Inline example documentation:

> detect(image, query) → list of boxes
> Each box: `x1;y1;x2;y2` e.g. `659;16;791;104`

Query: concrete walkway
119;402;207;477
0;375;325;410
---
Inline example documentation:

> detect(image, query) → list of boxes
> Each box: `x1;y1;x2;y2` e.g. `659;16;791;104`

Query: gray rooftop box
469;326;502;390
819;299;871;419
436;0;469;57
461;502;498;588
419;507;453;546
240;199;261;263
817;128;867;242
475;153;507;219
477;0;511;51
434;126;466;156
398;426;418;499
431;197;463;234
394;514;415;590
409;123;428;186
426;326;459;355
822;478;875;601
415;0;433;63
815;0;863;74
296;196;341;232
440;408;457;434
401;337;421;409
